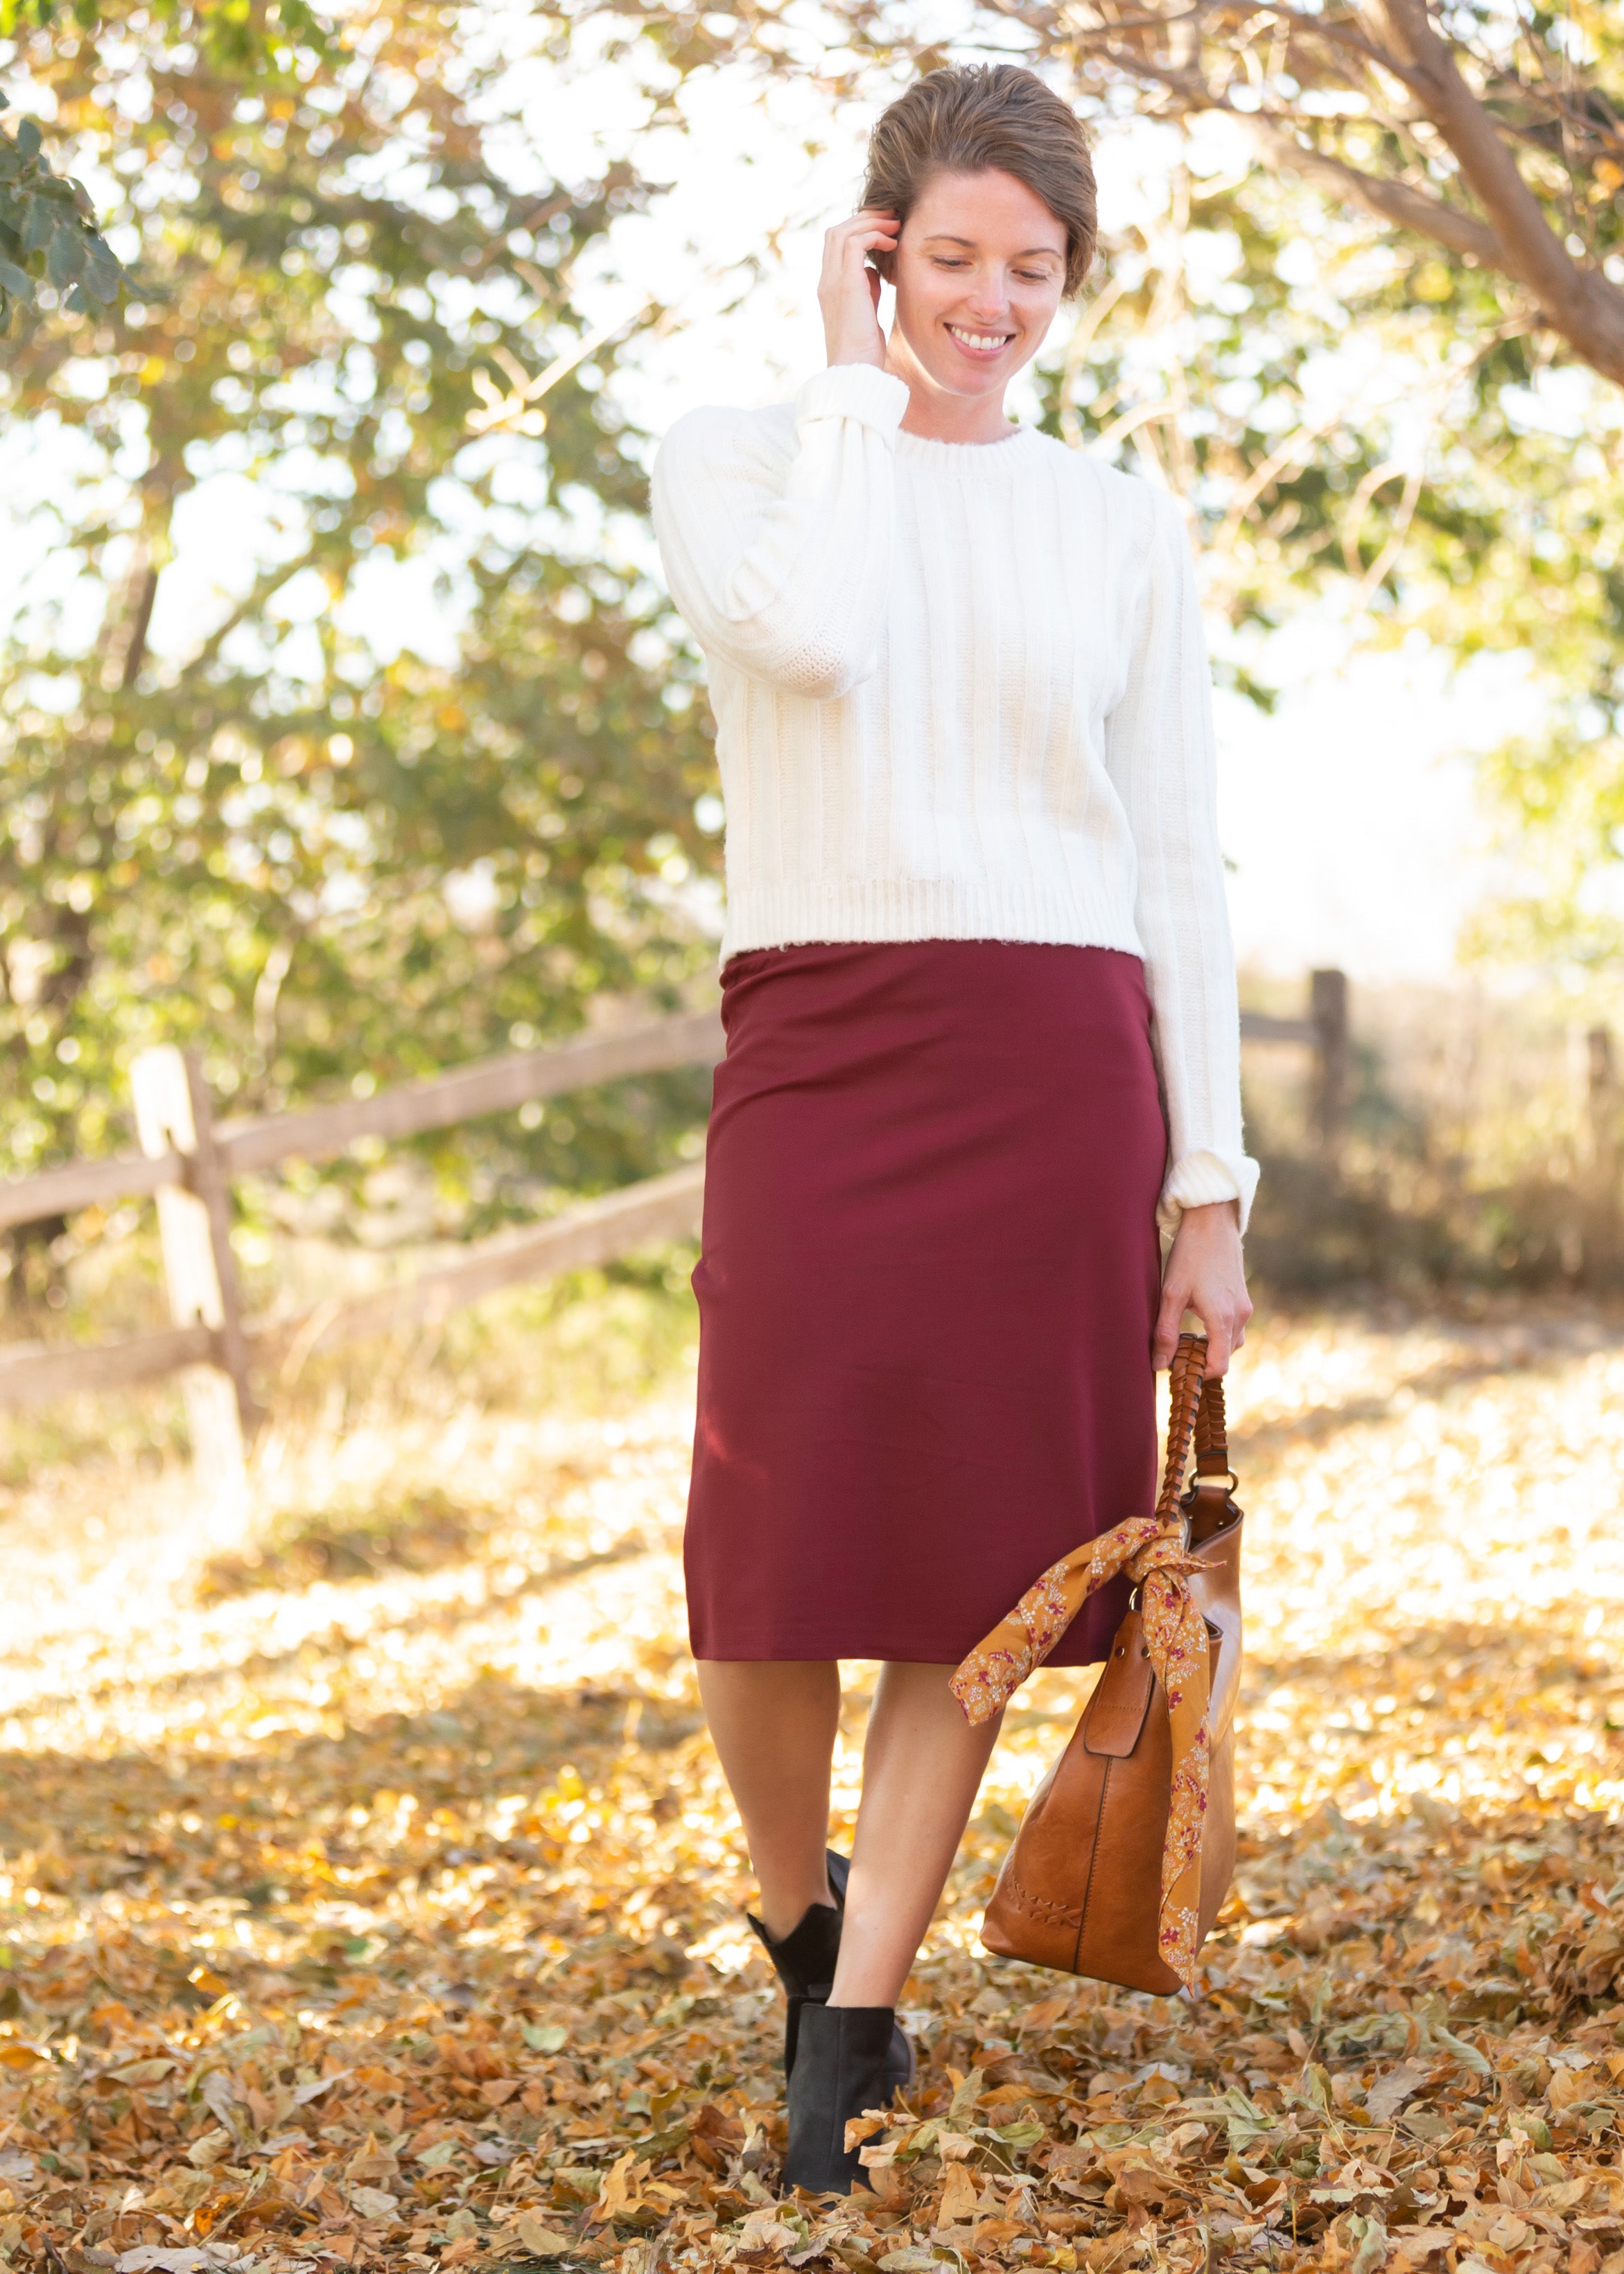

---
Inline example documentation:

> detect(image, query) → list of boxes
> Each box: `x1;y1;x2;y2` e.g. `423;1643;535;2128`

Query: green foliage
0;7;722;1223
0;0;332;70
0;87;123;335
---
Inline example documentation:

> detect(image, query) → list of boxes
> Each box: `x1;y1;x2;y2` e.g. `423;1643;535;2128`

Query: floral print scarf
950;1504;1214;1989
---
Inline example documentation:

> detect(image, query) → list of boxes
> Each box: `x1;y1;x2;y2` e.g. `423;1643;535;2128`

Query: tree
0;3;721;1253
1029;0;1624;389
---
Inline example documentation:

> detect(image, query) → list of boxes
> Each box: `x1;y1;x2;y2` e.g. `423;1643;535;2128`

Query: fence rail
0;1007;727;1234
0;970;1347;1472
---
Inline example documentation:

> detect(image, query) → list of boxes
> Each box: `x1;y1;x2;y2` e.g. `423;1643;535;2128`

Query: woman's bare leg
831;1662;1003;2008
697;1661;841;1938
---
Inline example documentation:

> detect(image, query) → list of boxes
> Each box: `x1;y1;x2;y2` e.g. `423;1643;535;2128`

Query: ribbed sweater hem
718;882;1146;966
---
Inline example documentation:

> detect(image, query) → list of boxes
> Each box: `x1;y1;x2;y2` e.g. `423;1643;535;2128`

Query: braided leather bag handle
1193;1366;1232;1479
1155;1331;1208;1525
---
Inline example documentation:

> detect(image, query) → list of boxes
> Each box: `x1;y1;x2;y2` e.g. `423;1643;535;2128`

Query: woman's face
887;168;1068;402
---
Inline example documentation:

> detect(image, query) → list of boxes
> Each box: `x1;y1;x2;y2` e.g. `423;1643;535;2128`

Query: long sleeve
1103;487;1260;1238
649;362;910;700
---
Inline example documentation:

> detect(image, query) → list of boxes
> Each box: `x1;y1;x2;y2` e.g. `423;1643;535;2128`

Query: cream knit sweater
650;361;1259;1235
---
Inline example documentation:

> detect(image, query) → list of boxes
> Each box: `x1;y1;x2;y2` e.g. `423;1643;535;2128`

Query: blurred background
1;0;1622;1468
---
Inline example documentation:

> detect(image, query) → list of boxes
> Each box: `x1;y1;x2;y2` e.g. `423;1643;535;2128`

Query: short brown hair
861;64;1097;299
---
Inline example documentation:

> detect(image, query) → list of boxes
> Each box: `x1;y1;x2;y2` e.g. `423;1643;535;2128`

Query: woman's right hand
818;208;899;371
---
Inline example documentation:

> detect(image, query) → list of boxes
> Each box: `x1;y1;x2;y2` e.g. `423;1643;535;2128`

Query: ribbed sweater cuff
1158;1149;1261;1240
794;363;911;436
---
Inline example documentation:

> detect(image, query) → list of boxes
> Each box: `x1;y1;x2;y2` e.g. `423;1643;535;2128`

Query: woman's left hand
1153;1201;1252;1376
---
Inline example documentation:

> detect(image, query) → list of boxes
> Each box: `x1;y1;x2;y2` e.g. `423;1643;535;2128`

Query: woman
649;62;1257;2193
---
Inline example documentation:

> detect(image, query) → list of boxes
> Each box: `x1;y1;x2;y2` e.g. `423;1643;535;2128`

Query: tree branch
1084;0;1624;386
1357;0;1624;382
119;564;158;690
178;541;324;683
1088;42;1503;266
1239;109;1502;266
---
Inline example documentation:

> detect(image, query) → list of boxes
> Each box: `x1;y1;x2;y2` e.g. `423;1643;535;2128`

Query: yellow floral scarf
950;1512;1212;1989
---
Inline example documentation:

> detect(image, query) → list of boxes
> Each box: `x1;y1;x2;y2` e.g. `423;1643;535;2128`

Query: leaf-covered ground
3;1296;1624;2274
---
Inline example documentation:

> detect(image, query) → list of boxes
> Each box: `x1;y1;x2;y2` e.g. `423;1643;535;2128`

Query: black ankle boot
749;1852;915;2092
748;1849;850;2075
783;2002;900;2194
748;1901;841;2076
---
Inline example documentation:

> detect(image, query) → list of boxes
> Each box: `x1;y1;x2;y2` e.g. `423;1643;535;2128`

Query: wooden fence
0;970;1350;1473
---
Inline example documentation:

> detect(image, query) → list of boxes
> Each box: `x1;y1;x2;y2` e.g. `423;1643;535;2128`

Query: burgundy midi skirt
684;939;1168;1667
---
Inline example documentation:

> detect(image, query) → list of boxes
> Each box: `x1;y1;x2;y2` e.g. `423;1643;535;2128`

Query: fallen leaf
939;2162;979;2224
512;2212;576;2258
1347;2214;1389;2274
349;2183;399;2219
1366;2063;1429;2124
591;2149;647;2223
3;1304;1624;2274
107;2058;176;2085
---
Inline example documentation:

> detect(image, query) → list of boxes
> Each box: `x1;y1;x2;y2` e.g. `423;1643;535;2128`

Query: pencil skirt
683;937;1168;1667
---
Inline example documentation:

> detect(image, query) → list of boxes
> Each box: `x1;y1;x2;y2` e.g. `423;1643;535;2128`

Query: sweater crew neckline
893;423;1045;478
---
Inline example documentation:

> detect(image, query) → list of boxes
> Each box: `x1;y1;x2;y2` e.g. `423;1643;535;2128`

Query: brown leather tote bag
952;1333;1242;1997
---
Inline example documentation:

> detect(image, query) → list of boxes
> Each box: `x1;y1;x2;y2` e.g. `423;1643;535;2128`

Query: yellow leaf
590;2151;646;2224
513;2214;574;2259
938;2162;979;2225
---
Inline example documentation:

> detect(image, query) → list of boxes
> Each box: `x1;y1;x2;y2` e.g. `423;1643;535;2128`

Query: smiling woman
858;66;1096;426
649;60;1259;2194
829;168;1067;422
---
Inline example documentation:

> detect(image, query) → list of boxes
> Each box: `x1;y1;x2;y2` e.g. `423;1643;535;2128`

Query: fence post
1585;1024;1621;1276
130;1045;253;1475
1587;1026;1618;1165
1309;968;1350;1160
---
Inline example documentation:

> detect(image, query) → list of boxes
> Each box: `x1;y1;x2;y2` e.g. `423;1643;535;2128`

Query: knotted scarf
950;1512;1212;1989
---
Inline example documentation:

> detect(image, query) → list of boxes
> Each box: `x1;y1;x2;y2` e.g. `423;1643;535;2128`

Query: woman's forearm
649;365;909;699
